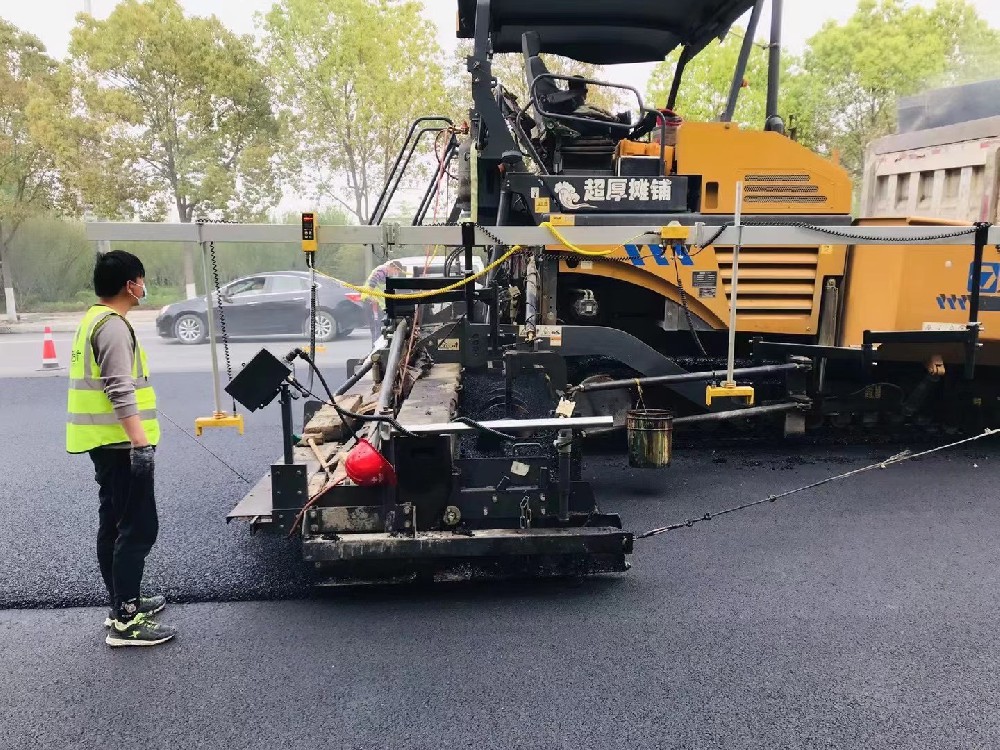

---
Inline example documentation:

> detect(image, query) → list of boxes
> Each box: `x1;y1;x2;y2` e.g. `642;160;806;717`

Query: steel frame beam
400;416;614;435
85;222;1000;248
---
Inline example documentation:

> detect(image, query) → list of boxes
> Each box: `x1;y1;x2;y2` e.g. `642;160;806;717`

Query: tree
261;0;451;224
789;0;1000;182
64;0;281;297
646;25;790;129
0;21;67;319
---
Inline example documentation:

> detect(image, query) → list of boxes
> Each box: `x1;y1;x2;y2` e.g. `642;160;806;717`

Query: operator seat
521;31;628;139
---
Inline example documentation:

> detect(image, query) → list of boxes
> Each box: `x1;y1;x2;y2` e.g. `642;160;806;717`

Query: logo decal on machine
538;175;690;213
965;261;1000;311
936;294;970;311
622;244;694;268
582;178;673;204
552;182;594;211
969;262;1000;294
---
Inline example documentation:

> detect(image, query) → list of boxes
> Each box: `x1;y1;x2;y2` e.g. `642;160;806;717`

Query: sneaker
103;595;166;628
105;613;176;647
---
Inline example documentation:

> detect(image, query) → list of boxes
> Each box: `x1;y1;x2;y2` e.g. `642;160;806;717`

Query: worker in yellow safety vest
66;250;176;647
361;260;404;344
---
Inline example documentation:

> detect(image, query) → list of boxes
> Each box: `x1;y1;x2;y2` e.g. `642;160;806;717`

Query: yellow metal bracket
195;411;245;436
547;214;575;227
705;383;755;406
660;223;690;242
301;344;327;354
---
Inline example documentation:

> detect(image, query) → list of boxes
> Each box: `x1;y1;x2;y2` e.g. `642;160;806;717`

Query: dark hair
94;250;145;298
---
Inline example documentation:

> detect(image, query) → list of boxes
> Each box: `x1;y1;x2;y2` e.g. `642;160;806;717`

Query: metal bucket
626;409;673;468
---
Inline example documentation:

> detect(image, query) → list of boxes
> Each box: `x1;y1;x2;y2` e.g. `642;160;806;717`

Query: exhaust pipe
765;0;785;134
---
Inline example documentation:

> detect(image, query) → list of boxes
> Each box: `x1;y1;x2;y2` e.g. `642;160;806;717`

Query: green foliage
0;20;70;312
647;26;786;128
62;0;281;222
4;217;93;310
642;0;1000;191
788;0;1000;181
261;0;451;223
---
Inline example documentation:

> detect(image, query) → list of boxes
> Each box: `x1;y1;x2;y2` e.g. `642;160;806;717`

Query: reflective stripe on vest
66;305;160;454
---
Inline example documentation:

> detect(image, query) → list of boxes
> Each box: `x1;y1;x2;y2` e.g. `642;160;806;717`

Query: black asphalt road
2;373;1000;748
1;372;318;609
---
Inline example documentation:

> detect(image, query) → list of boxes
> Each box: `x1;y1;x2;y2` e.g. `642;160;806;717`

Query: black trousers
365;302;382;345
89;447;158;610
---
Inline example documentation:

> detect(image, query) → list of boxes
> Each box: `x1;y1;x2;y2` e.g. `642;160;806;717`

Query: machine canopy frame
456;0;758;65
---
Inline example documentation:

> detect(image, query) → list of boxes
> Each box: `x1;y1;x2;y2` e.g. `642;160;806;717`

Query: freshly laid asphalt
2;370;1000;748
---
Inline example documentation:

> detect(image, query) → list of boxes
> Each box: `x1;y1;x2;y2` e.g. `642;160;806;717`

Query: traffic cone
40;326;62;371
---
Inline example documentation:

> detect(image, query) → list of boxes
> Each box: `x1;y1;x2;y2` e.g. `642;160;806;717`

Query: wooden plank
396;363;462;426
299;394;363;443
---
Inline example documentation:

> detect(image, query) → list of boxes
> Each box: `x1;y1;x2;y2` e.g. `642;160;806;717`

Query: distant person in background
567;75;617;121
361;260;404;345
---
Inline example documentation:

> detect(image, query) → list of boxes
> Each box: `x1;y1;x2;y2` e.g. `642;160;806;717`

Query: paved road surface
0;374;1000;750
3;360;1000;747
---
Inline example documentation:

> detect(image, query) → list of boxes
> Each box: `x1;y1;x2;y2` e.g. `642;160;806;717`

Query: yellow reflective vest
66;304;160;454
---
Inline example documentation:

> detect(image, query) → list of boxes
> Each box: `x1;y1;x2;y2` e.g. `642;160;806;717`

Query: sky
7;0;1000;75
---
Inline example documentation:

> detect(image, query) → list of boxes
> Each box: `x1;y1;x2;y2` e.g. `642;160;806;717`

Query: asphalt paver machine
87;0;1000;584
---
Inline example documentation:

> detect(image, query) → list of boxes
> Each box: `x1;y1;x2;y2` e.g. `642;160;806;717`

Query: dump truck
861;79;1000;224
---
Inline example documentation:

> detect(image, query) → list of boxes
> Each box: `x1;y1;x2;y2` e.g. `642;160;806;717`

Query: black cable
158;409;251;484
669;243;708;356
444;246;464;276
306;253;317;391
690;223;730;257
308;253;317;353
290;349;419;439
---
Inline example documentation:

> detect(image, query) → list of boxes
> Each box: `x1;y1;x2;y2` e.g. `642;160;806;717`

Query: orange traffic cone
40;326;62;371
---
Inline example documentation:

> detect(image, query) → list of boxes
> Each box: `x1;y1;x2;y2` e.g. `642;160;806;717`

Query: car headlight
159;306;170;316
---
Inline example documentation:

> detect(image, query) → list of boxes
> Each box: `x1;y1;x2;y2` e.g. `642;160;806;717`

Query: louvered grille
715;246;819;317
743;173;827;205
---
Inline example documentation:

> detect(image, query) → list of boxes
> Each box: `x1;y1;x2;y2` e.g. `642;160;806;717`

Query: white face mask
128;280;148;304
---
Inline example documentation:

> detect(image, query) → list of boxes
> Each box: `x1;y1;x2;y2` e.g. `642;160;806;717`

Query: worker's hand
130;444;155;475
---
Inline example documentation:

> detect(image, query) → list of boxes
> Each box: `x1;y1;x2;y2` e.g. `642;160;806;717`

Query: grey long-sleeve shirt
93;315;140;421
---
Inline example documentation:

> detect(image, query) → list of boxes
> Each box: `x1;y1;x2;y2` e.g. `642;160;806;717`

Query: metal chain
196;217;240;410
670;243;708;356
692;220;977;247
637;428;1000;540
207;240;234;388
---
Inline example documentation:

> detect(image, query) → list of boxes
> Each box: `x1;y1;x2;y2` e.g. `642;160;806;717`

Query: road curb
0;322;80;335
1;311;160;335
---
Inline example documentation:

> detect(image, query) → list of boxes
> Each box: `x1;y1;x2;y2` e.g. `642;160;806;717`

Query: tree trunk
183;243;197;300
177;204;197;300
0;224;18;321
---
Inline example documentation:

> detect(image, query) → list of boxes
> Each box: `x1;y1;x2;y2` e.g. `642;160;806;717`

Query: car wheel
308;310;339;343
173;313;207;345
